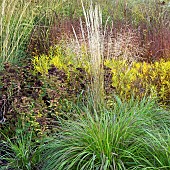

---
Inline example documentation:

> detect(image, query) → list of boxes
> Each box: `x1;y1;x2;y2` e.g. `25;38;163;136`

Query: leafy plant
32;45;68;75
105;58;170;105
0;62;52;137
0;55;90;137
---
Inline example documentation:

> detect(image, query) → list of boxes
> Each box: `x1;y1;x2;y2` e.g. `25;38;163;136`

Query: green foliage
40;96;170;169
55;0;83;19
0;0;68;70
105;59;170;105
0;124;43;170
136;125;170;169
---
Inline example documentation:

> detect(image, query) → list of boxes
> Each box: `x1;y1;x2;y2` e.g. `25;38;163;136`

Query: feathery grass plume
111;27;147;62
72;1;107;108
40;96;170;170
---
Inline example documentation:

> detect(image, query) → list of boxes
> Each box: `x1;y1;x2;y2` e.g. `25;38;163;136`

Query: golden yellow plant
105;59;170;105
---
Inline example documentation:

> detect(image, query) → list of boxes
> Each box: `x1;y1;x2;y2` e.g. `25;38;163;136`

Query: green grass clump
136;125;170;169
40;97;170;169
0;124;43;170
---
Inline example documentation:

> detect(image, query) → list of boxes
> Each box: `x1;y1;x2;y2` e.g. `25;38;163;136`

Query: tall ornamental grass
40;96;170;169
73;2;107;108
0;0;60;70
0;0;36;68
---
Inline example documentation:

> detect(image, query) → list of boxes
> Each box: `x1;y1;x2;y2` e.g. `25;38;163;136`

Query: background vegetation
0;0;170;169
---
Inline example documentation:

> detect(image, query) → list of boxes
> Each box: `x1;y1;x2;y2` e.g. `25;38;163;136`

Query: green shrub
105;59;170;105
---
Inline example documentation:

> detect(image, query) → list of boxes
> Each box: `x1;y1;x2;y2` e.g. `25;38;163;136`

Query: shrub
0;50;90;137
32;45;72;75
105;59;170;105
32;44;91;99
0;62;49;137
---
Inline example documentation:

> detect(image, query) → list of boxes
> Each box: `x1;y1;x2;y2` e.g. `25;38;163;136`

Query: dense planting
0;0;170;169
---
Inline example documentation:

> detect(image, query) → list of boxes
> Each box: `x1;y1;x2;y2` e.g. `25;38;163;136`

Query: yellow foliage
32;45;68;75
105;59;170;105
32;44;91;76
32;44;170;106
32;55;50;75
